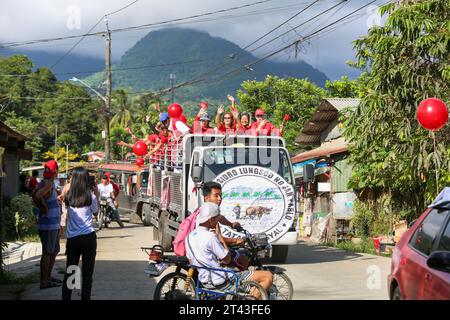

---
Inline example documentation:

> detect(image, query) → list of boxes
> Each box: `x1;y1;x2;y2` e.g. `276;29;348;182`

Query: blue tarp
428;187;450;209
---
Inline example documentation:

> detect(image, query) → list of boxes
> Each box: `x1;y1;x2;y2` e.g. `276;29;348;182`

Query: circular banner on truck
214;165;295;242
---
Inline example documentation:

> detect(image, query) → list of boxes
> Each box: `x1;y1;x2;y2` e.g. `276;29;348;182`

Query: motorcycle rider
97;174;124;228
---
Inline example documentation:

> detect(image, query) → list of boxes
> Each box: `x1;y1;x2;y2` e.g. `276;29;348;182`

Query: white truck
136;134;299;263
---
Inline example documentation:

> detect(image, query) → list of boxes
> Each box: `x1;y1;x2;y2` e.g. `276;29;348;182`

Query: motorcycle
97;196;113;230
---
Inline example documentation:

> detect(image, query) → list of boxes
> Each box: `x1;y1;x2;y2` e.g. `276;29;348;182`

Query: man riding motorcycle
97;174;124;228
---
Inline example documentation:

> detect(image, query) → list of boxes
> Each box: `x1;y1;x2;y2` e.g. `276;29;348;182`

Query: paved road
18;223;391;300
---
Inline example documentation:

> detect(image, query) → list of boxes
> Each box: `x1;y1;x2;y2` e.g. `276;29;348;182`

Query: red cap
199;102;208;109
43;160;58;179
255;108;265;116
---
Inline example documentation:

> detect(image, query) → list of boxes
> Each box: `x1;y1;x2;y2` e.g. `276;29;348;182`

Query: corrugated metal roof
295;98;360;146
98;163;143;172
291;137;348;164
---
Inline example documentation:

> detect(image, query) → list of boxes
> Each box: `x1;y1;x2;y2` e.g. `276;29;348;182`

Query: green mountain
0;48;105;80
85;28;329;100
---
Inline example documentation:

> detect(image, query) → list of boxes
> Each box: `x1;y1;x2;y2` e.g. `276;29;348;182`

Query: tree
43;147;79;172
38;82;102;154
3;111;43;166
110;89;133;128
237;75;327;151
342;0;450;217
325;76;361;98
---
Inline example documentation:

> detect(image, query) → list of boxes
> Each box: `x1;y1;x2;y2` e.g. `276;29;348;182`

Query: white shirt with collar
185;226;232;286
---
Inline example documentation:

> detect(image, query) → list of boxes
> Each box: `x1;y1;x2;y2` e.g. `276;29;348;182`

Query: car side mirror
427;251;450;273
191;165;203;184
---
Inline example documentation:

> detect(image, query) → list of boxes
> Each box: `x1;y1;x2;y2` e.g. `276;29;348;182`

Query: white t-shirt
97;183;114;199
185;226;232;286
66;194;98;239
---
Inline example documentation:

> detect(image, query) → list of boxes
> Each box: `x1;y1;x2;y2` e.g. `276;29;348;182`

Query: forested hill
84;28;329;100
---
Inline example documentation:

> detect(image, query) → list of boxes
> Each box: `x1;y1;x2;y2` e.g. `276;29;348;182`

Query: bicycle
231;226;294;300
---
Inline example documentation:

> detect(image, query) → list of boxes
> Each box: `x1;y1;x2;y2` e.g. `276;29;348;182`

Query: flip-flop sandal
51;277;63;284
40;281;61;289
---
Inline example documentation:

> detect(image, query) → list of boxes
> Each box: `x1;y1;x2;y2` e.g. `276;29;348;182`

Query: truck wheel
158;213;173;251
271;245;289;263
142;204;152;226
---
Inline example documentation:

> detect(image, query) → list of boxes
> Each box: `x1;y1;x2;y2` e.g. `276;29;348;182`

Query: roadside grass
0;270;40;300
324;237;392;257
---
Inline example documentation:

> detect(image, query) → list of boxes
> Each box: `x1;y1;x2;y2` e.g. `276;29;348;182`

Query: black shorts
39;229;60;254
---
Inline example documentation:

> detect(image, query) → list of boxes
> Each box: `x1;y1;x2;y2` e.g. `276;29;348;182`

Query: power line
106;0;140;17
249;0;347;53
0;0;273;49
242;0;321;50
50;0;141;69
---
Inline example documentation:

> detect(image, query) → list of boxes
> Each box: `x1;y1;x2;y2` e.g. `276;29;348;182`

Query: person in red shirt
236;112;253;135
192;105;215;134
109;174;121;197
28;170;40;190
144;126;171;164
250;108;284;136
215;95;240;134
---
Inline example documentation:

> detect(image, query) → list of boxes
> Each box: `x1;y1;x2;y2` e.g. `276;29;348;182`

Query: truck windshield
203;147;293;184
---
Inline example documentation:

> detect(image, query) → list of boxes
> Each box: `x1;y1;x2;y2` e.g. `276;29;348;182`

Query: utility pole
64;142;70;176
54;124;58;157
104;16;112;161
169;73;176;104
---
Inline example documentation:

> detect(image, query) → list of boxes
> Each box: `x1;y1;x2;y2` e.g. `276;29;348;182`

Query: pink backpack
173;208;201;256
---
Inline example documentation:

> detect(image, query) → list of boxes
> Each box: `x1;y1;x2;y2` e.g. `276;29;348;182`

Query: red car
388;205;450;299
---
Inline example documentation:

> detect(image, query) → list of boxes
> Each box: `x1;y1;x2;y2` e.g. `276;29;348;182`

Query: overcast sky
0;0;387;80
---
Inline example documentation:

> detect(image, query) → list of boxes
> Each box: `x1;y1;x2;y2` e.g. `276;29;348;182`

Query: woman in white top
62;167;98;300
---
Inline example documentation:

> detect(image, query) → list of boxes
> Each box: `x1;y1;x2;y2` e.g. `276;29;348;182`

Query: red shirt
111;182;120;195
192;117;215;134
236;124;252;135
217;123;236;134
250;121;279;136
28;177;39;190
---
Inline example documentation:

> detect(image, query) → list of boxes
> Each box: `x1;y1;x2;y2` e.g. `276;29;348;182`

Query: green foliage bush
352;200;373;237
3;194;37;241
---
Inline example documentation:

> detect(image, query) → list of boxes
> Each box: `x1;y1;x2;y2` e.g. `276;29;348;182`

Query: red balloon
136;157;144;167
133;140;148;157
168;103;183;118
417;98;448;131
179;114;188;124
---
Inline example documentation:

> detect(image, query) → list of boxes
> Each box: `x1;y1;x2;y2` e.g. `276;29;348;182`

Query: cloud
0;0;386;79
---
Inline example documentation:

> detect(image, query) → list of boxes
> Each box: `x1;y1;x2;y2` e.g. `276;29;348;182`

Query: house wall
3;149;19;198
320;119;341;143
331;156;353;192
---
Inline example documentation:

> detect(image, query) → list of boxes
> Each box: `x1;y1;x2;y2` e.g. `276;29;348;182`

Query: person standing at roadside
32;160;62;289
28;170;40;191
62;167;98;300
